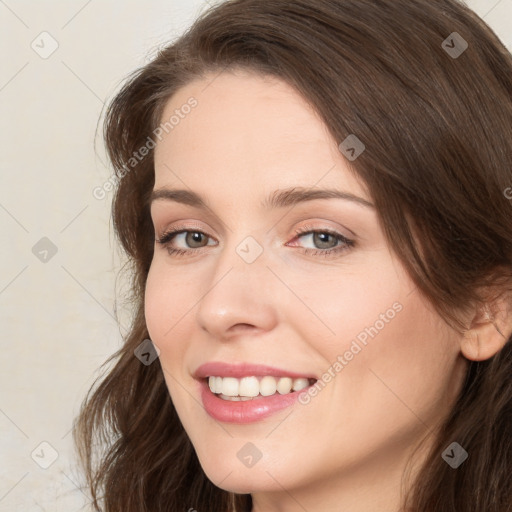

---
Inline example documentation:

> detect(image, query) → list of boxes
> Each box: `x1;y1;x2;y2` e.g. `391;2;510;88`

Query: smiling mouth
206;375;318;401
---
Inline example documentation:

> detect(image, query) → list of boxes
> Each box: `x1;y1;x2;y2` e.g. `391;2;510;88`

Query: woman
74;0;512;510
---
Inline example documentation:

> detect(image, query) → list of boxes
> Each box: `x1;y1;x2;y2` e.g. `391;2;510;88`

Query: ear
460;290;512;362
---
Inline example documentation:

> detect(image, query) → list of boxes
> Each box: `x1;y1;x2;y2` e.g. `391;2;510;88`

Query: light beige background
1;1;511;510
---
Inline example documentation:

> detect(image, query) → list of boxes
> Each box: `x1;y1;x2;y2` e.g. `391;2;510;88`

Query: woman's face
146;69;469;503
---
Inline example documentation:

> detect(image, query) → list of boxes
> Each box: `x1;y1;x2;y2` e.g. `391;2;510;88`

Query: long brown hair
74;0;512;510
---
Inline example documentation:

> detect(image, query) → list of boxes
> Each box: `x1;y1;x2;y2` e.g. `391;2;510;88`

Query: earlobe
461;303;510;362
461;323;507;361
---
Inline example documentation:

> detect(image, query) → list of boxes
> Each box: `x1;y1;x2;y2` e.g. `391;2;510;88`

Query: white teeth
208;376;224;394
207;375;314;398
260;376;277;396
221;377;239;397
238;376;260;397
292;378;309;391
218;394;253;401
277;377;293;394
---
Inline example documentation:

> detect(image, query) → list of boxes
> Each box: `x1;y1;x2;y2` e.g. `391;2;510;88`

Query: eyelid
155;221;215;240
155;217;354;238
156;227;215;247
292;222;354;241
288;216;356;242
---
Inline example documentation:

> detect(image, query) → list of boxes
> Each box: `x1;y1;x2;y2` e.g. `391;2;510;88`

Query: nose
195;238;280;341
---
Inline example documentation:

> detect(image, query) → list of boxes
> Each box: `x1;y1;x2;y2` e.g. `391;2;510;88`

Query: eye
156;228;215;256
155;224;355;258
288;225;355;257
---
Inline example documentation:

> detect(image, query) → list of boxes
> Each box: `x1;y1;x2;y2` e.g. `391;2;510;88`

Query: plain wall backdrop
1;1;511;510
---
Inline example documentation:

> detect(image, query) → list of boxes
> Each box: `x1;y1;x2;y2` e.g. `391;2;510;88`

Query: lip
194;362;317;424
194;361;317;380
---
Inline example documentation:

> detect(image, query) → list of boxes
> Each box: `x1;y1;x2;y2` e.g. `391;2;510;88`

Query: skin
145;69;476;512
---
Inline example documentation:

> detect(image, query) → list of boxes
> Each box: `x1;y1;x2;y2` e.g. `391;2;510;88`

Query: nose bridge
195;231;279;338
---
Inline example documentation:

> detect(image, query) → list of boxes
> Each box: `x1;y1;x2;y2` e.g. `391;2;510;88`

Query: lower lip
199;379;311;424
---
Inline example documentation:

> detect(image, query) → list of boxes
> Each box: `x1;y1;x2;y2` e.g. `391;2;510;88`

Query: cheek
291;258;405;359
144;265;167;342
341;294;459;432
144;262;190;350
144;265;192;401
297;256;456;428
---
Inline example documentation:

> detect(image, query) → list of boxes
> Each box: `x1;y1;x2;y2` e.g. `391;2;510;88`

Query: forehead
153;70;367;200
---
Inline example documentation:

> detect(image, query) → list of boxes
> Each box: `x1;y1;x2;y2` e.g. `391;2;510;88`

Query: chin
196;447;307;494
203;468;279;494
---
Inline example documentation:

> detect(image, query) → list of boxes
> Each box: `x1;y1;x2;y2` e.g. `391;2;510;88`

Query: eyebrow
149;186;375;210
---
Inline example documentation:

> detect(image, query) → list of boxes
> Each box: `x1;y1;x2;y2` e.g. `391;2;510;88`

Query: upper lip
194;361;317;380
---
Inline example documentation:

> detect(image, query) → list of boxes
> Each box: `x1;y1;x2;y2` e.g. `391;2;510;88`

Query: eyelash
155;224;355;259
